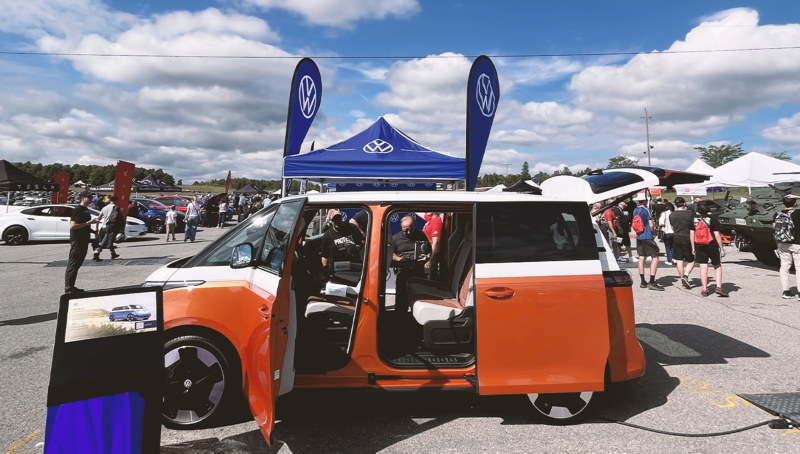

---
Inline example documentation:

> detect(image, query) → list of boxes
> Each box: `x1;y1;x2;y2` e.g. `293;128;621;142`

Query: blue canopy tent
283;117;465;186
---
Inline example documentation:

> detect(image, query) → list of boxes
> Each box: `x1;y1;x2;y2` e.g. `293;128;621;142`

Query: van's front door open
473;201;609;395
244;198;306;444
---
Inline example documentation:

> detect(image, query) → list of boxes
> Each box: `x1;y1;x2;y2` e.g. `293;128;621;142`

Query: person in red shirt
423;212;443;281
603;199;622;261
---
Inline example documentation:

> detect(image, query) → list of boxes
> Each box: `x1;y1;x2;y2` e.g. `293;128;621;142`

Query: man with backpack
670;197;696;289
614;201;634;263
691;204;727;297
633;194;664;291
97;195;123;260
774;195;800;300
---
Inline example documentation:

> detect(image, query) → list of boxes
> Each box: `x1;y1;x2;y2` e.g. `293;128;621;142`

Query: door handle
259;305;269;320
484;287;515;300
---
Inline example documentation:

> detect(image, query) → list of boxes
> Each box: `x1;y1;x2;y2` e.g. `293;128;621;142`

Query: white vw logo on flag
476;73;496;117
298;75;317;119
363;139;393;153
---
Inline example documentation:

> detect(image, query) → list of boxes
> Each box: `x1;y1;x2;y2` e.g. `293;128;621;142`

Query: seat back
458;266;473;307
448;222;473;296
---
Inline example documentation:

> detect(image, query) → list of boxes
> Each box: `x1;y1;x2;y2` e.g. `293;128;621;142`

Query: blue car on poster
109;304;152;322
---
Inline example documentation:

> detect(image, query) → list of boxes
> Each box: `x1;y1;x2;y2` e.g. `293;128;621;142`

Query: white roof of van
281;191;581;204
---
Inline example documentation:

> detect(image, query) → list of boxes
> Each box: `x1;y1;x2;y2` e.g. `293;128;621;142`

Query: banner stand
45;286;163;453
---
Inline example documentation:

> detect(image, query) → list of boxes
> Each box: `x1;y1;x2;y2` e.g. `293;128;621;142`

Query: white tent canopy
485;184;506;193
684;159;715;175
699;152;800;189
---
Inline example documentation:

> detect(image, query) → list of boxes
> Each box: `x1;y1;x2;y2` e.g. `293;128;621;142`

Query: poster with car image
64;292;158;343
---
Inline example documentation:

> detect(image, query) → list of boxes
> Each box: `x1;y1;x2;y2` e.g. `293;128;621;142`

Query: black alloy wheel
109;315;115;322
163;335;232;428
3;226;28;245
150;219;165;234
127;314;134;321
527;392;596;424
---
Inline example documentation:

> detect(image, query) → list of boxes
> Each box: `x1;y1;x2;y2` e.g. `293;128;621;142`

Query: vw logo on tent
476;73;496;117
390;213;400;222
299;75;317;119
363;139;393;154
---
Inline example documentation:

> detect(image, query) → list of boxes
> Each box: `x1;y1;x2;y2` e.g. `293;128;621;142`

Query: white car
0;204;147;245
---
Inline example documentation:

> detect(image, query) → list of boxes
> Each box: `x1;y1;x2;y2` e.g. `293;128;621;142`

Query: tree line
192;177;318;193
11;162;177;186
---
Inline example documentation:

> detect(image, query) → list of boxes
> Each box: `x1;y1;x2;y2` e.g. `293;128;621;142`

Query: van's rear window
582;172;644;194
475;202;598;263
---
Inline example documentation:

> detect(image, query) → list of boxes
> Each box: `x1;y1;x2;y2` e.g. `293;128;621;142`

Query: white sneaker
665;261;674;266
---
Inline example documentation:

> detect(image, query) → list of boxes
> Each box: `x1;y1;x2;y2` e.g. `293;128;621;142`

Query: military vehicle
718;182;800;267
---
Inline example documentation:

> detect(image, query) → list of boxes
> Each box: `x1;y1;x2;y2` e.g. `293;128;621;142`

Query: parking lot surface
1;229;799;453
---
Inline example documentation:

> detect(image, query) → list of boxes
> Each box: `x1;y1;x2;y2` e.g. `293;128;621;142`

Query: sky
2;0;800;183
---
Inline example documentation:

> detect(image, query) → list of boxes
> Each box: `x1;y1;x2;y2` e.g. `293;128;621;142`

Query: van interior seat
411;267;473;324
305;295;356;318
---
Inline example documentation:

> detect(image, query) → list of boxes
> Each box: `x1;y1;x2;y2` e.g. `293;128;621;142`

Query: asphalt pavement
1;228;799;453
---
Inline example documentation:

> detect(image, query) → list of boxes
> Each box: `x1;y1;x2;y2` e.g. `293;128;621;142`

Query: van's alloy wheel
109;315;115;321
163;336;229;427
3;226;28;245
127;314;134;321
527;392;595;424
151;220;165;234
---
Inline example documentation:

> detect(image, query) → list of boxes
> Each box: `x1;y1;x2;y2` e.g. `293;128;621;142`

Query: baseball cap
674;196;686;204
328;209;343;220
79;192;92;199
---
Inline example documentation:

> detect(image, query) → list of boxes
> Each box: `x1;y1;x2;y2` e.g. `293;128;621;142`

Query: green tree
607;156;639;168
532;171;550;184
575;167;593;177
177;179;183;185
768;151;793;162
520;161;531;180
695;143;745;168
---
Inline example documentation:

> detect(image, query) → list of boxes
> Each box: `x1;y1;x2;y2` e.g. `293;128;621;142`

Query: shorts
636;239;659;258
672;239;694;262
617;227;631;246
695;243;721;266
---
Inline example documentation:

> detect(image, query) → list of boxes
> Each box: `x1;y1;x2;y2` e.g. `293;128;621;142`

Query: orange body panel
475;275;610;395
605;287;646;382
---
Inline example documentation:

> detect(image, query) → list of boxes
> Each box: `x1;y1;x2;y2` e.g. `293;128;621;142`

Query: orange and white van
145;172;666;444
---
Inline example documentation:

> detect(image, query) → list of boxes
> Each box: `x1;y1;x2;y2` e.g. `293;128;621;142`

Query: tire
150;220;165;234
127;314;134;321
162;335;235;429
526;392;597;425
751;243;780;267
3;226;28;245
109;315;115;321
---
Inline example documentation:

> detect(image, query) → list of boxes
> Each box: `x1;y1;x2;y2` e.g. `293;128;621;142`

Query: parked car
154;195;192;213
128;198;186;234
0;204;147;245
145;170;695;440
109;304;152;321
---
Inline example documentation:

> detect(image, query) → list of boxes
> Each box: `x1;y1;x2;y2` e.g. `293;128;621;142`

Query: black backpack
106;206;124;234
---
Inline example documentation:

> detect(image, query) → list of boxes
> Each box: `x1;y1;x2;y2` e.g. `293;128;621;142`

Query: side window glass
56;207;73;217
261;202;303;273
196;205;278;267
475;202;598;263
21;208;37;215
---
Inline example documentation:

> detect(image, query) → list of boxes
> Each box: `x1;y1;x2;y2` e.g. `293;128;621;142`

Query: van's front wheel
526;392;596;424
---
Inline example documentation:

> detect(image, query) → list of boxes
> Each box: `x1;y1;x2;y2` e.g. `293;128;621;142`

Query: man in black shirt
774;195;800;299
390;216;431;314
65;192;99;293
691;205;727;297
669;197;696;289
321;210;364;274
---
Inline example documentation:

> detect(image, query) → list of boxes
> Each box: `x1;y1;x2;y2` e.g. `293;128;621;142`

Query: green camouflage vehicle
718;182;800;267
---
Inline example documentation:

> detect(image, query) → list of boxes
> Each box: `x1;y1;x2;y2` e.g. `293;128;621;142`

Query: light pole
642;108;653;166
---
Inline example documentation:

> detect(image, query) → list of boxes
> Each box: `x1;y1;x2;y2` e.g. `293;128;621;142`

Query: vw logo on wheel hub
363;139;393;154
298;75;317;119
183;379;193;389
476;73;496;117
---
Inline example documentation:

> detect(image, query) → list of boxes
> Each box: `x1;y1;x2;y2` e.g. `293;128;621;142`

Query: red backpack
694;219;714;244
632;214;645;235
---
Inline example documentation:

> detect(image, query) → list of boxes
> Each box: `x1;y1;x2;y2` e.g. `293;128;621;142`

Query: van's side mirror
230;243;254;269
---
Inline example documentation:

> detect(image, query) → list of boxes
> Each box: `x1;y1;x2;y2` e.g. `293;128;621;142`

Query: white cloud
761;112;800;146
491;129;547;147
618;139;699;169
0;0;135;40
242;0;419;28
570;8;800;134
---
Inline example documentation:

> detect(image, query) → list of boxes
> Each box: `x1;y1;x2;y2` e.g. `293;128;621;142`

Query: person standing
165;205;178;241
238;193;247;221
217;198;228;228
633;195;664;291
603;199;623;262
96;195;122;260
391;216;431;315
320;210;365;274
422;212;443;281
670;197;696;289
691;206;727;297
659;203;675;266
184;196;200;242
774;195;800;300
615;201;634;263
65;192;99;293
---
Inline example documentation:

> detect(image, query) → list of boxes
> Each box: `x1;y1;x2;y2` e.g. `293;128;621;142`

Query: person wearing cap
97;195;121;260
633;193;664;291
65;192;100;293
165;205;178;241
321;210;364;275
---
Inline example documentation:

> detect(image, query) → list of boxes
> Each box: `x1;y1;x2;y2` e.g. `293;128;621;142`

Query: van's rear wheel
527;392;596;424
163;335;231;428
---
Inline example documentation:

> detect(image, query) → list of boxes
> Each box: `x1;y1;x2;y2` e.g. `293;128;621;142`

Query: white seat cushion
413;301;461;324
305;302;354;318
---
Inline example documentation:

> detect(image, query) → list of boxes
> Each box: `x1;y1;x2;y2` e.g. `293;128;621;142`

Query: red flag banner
51;172;70;204
225;171;231;194
113;161;136;221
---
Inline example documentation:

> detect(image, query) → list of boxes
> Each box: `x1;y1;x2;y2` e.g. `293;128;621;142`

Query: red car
154;195;192;213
